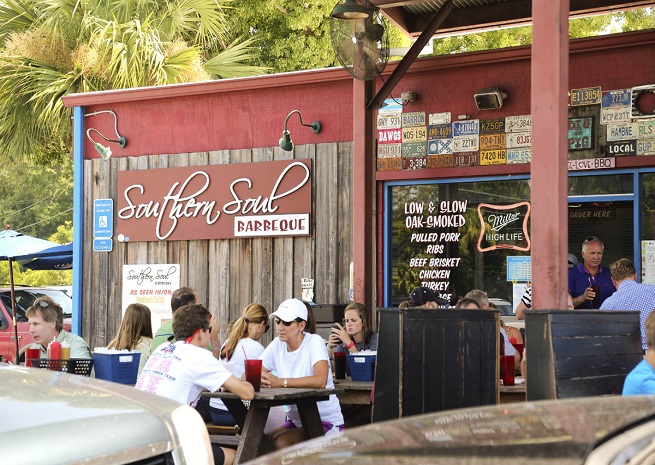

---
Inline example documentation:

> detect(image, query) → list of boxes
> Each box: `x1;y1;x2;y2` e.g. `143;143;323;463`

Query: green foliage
0;0;267;164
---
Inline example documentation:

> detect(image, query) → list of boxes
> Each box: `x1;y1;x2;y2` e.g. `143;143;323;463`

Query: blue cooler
93;352;141;384
347;354;376;381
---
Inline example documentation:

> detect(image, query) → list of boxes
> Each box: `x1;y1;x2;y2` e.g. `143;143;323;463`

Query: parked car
0;286;73;363
247;395;655;465
0;363;214;464
490;297;524;331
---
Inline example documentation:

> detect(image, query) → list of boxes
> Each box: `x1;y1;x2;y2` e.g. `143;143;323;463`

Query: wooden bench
206;424;240;447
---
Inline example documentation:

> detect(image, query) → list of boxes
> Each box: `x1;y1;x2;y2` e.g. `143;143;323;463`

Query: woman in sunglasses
210;303;270;426
260;298;344;449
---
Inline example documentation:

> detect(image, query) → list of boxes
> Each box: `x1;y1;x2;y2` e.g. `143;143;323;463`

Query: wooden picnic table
202;387;336;464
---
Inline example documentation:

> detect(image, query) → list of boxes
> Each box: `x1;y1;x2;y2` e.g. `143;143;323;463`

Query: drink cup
591;285;601;308
511;343;524;360
25;348;41;367
60;342;71;360
244;359;262;392
500;355;515;386
334;352;347;379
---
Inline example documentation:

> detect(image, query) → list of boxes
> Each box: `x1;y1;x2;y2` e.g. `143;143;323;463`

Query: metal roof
371;0;655;37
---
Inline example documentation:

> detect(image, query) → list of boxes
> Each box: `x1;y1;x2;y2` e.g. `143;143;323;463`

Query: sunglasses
185;326;211;343
583;236;601;245
275;318;303;326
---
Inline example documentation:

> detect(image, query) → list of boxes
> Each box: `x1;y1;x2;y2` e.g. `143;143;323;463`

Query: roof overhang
371;0;655;38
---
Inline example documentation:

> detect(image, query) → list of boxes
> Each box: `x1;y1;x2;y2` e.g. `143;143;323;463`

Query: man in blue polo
568;236;615;309
601;258;655;351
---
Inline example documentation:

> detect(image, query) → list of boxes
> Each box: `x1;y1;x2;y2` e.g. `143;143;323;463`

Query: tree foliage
0;0;268;164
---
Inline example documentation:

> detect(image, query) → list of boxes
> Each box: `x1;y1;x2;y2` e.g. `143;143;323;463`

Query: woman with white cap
259;298;344;449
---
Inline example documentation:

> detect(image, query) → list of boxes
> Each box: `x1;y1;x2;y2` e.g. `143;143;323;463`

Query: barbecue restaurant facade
62;30;655;347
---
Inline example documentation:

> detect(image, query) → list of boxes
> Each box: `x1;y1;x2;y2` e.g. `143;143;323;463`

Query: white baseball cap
270;298;308;322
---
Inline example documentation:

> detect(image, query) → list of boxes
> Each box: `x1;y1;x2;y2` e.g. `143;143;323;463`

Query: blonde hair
107;303;153;350
221;303;268;360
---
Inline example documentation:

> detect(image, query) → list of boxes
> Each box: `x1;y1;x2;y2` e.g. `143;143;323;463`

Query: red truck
0;287;72;363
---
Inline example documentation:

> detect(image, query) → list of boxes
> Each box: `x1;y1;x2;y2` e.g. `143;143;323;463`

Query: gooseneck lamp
279;110;322;152
84;110;127;159
331;0;372;19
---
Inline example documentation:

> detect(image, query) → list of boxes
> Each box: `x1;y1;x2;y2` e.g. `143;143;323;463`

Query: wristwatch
283;378;288;388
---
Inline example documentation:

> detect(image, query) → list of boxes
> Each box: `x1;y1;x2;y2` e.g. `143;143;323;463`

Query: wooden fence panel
82;142;353;348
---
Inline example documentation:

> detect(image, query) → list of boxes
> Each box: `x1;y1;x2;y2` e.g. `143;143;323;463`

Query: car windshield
0;289;72;322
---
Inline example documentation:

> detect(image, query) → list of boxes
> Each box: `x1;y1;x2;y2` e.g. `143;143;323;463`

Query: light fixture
474;87;507;110
279;110;322;152
331;0;372;19
84;110;127;159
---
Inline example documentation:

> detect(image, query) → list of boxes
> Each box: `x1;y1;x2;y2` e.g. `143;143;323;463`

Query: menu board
404;199;467;302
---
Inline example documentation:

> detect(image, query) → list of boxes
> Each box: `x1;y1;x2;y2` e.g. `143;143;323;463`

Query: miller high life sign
117;159;312;242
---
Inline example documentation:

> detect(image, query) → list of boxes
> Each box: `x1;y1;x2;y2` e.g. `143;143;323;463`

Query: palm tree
0;0;267;164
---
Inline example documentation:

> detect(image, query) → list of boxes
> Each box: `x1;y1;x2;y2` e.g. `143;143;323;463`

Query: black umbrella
0;230;68;362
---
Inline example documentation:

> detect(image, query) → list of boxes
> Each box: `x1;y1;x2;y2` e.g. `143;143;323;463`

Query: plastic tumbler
25;348;41;367
591;285;601;308
500;355;515;386
244;359;262;392
333;352;347;379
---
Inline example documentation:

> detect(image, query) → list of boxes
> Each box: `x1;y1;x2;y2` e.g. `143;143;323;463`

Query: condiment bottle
49;338;61;359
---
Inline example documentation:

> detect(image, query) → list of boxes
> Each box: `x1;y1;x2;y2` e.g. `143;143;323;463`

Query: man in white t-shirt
136;303;254;465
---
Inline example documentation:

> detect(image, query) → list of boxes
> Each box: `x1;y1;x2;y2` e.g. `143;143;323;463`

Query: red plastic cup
333;352;347;379
244;359;262;392
501;355;515;386
25;348;41;367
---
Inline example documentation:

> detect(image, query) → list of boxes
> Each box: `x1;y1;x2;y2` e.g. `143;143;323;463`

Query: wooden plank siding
81;142;354;350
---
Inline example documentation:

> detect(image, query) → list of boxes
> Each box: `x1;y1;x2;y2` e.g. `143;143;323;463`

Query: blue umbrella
19;243;73;270
0;230;68;362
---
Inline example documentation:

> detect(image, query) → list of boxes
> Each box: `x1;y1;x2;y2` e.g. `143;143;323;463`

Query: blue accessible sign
93;238;113;252
94;199;113;238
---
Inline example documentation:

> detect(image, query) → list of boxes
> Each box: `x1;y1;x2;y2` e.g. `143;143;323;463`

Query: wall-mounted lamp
279;110;322;152
331;0;372;19
474;87;507;110
84;110;127;159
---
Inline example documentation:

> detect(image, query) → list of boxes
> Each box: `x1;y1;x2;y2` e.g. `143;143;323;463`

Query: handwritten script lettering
118;162;310;240
487;212;520;232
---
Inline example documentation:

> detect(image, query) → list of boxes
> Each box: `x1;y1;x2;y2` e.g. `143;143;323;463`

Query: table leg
233;404;270;464
296;401;325;439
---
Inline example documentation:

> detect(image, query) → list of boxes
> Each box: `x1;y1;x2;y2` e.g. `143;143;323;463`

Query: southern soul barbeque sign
116;159;311;242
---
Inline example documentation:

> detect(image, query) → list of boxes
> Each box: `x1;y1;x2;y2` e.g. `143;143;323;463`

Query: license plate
377;112;401;129
378;128;402;144
506;148;532;164
480;118;506;134
637;138;655;156
607;122;637;141
376;157;402;171
452;120;479;137
427;154;454;169
506;131;531;148
427;124;453;139
402;141;427;157
600;106;632;125
570;86;602;106
402;156;427;170
505;115;532;133
428;139;453;155
602;89;631;107
479;133;506;150
429;112;451;125
480;149;507;165
637;120;655;138
402;126;427;142
453;135;479;152
454;152;479;167
402;112;426;127
377;143;402;158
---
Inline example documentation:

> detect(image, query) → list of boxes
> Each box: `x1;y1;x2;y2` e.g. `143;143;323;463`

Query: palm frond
0;0;38;43
203;36;269;79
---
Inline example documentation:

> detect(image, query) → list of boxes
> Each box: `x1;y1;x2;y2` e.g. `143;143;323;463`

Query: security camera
474;87;507;110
